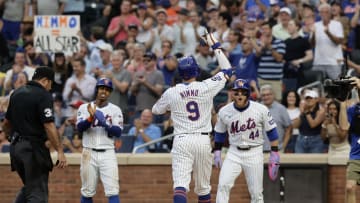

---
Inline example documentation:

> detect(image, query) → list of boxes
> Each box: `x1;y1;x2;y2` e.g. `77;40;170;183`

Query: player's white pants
216;145;264;203
81;148;119;197
172;133;212;195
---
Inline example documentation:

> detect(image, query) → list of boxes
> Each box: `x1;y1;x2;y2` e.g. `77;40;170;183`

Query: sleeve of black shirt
39;93;55;123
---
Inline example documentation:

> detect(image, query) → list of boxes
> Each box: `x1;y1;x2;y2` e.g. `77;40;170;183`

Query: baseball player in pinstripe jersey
213;79;280;203
76;78;123;203
152;32;233;203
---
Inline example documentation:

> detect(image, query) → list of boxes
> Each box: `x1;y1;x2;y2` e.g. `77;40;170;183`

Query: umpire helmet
178;56;200;80
96;77;113;91
232;79;250;96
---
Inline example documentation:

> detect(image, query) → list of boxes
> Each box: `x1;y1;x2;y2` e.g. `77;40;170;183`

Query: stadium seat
303;70;324;85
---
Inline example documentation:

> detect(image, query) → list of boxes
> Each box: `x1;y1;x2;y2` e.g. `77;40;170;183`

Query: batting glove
268;151;280;181
94;110;108;127
214;150;222;168
202;30;221;50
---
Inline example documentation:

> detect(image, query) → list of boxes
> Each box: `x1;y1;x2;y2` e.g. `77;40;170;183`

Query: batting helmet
178;56;200;80
232;79;250;96
96;77;113;91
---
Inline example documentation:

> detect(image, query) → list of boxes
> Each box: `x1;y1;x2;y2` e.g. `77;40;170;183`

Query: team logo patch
236;80;244;88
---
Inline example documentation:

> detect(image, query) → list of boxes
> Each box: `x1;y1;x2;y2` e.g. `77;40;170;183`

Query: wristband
271;146;278;152
211;42;221;50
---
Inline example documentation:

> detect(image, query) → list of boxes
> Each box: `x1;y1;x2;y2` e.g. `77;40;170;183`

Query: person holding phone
320;99;350;155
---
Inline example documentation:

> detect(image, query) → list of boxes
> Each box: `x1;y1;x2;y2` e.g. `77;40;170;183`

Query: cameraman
339;77;360;203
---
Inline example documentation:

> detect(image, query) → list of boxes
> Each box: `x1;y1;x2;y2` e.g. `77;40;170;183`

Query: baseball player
76;78;123;203
213;79;280;203
152;32;233;203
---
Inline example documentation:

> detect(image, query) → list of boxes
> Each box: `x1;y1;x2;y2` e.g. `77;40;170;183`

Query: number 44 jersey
152;72;227;135
215;100;277;146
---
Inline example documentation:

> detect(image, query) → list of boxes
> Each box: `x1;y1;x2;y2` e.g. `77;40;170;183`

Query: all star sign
34;15;80;55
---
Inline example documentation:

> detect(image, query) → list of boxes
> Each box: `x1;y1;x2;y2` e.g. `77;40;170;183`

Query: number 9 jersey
152;72;228;135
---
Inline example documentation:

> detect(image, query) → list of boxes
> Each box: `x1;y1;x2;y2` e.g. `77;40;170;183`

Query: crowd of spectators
0;0;359;154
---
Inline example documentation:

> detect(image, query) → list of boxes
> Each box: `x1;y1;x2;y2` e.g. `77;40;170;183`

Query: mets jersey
77;102;124;149
152;72;228;134
215;101;277;146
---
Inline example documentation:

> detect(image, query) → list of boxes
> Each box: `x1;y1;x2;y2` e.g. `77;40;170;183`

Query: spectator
194;43;214;73
0;126;10;152
172;8;198;56
126;23;140;44
257;21;286;101
62;133;82;153
284;19;313;89
151;8;175;53
342;0;358;20
63;0;86;28
136;2;156;50
62;57;97;103
281;90;301;153
93;43;113;78
3;48;34;93
126;43;146;77
272;7;293;40
229;35;261;85
74;43;92;74
87;26;106;73
260;84;293;152
268;0;281;27
311;3;344;80
331;1;350;47
130;52;164;122
106;0;141;47
224;29;243;56
52;92;66;129
34;0;65;15
58;100;82;140
206;6;219;33
339;77;360;203
156;40;178;87
188;10;207;46
23;41;50;68
52;52;71;94
128;109;162;153
0;0;31;45
214;12;232;46
105;51;132;123
300;3;316;39
321;99;350;156
293;89;326;153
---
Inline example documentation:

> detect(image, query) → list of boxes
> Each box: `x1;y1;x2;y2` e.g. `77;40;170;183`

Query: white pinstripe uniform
215;101;277;203
152;72;227;195
77;102;124;197
152;47;232;196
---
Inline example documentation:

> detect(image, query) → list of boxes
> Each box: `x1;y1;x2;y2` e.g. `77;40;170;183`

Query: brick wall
0;164;359;203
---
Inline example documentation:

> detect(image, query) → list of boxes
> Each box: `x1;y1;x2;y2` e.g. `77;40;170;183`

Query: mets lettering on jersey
215;101;277;146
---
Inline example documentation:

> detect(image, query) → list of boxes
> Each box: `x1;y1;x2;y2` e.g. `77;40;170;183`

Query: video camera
324;77;355;101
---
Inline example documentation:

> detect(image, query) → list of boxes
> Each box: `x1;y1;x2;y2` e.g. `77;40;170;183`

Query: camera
324;77;355;101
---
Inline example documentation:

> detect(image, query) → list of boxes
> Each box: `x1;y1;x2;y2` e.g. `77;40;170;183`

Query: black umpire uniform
6;67;57;203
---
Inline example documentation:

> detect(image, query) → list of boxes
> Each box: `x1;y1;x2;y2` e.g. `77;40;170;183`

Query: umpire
3;66;67;203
